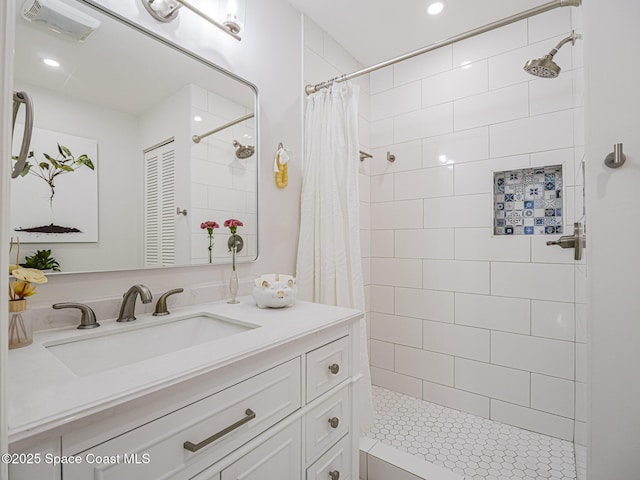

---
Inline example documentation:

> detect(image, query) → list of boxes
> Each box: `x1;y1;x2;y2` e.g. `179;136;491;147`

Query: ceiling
288;0;553;66
15;0;253;116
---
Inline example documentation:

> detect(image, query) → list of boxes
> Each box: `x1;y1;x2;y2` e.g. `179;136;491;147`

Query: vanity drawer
305;386;350;464
306;433;352;480
63;358;301;480
306;336;350;402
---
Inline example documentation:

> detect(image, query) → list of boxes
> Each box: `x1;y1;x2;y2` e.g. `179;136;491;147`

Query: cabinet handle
183;408;256;452
329;470;340;480
328;363;340;375
328;417;340;429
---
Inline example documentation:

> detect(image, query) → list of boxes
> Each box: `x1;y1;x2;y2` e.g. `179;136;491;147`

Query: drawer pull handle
328;363;340;375
329;470;340;480
328;417;340;428
183;408;256;452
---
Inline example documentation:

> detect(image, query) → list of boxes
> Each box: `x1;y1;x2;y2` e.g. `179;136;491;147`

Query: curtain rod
192;113;254;143
305;0;581;95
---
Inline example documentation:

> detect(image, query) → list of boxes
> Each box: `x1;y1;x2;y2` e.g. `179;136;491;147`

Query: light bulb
223;0;241;34
43;58;60;67
427;2;445;15
226;0;238;16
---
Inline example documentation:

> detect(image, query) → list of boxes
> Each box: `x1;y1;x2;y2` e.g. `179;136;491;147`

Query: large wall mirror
11;0;258;274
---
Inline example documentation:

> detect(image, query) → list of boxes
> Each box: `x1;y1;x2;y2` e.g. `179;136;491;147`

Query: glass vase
228;270;239;304
228;244;239;304
8;299;33;349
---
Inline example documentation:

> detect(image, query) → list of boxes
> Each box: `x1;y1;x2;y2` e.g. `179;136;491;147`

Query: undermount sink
45;313;258;376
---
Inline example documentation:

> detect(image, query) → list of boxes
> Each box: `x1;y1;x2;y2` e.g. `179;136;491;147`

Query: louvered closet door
144;140;176;267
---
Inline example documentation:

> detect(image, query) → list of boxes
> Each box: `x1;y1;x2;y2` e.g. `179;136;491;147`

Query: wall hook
176;207;188;216
387;151;396;163
604;143;626;168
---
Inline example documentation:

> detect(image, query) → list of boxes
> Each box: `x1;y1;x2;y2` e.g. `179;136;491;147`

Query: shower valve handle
546;222;585;260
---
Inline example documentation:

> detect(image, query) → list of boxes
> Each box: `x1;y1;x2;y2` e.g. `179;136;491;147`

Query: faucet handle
52;303;100;329
153;288;184;316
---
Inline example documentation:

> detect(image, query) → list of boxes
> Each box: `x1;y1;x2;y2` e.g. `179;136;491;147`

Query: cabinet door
8;438;61;480
220;422;301;480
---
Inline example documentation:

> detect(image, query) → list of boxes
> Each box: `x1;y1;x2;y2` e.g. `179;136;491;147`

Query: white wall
364;8;586;442
11;0;303;323
584;0;640;478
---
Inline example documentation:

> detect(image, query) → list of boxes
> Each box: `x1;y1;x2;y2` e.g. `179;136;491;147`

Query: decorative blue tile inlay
494;165;563;236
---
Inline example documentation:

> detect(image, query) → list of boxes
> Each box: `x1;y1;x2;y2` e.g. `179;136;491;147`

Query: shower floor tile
366;386;577;480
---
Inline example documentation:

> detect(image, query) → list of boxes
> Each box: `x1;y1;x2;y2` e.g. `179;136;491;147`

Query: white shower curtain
296;81;373;431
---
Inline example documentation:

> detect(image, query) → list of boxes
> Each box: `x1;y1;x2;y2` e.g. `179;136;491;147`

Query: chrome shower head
524;30;580;79
232;140;255;159
524;55;561;78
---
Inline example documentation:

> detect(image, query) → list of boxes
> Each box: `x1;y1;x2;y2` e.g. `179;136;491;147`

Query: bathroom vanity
6;299;362;480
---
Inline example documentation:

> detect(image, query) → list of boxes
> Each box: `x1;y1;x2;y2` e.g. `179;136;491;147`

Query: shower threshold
360;386;581;480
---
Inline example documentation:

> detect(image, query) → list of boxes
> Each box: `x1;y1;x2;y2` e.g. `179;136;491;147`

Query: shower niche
493;165;563;235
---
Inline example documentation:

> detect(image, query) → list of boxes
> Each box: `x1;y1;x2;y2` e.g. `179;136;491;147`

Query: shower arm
546;31;581;58
192;113;254;144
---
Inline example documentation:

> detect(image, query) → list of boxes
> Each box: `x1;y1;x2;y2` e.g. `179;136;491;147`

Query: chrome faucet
117;284;153;322
52;303;100;329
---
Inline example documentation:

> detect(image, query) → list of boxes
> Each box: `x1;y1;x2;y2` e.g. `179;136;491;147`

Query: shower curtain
296;81;373;431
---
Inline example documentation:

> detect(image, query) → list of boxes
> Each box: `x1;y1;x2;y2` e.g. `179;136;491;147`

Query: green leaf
43;153;55;162
80;157;95;170
19;164;31;176
59;165;74;172
60;145;72;157
38;162;49;170
50;159;62;169
57;143;64;156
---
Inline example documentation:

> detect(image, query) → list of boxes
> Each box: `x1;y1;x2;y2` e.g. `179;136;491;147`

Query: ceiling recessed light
43;58;60;67
427;2;445;15
194;116;202;122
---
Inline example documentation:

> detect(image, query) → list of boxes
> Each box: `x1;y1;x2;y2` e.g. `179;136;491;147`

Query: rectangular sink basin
46;313;257;376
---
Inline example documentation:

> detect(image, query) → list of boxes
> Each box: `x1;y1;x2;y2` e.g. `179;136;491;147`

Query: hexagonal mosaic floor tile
366;386;578;480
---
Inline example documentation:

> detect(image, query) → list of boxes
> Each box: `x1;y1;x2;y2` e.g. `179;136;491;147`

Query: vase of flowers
224;219;243;304
8;267;47;349
200;221;219;263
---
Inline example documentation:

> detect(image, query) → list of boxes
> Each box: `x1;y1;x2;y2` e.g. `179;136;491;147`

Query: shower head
523;55;561;78
524;31;580;78
232;140;255;159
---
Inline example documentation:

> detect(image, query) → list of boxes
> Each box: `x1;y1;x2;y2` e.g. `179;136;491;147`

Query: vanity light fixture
141;0;242;41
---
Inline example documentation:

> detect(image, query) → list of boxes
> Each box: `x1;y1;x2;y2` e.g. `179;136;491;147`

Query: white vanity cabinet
8;303;361;480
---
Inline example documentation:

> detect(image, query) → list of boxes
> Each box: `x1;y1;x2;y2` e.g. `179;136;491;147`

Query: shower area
303;1;586;479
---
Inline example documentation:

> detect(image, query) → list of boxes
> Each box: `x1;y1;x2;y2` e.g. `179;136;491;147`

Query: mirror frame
13;0;260;275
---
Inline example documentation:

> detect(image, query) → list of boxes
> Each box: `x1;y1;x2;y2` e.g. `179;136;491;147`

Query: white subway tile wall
364;8;585;443
303;8;586;450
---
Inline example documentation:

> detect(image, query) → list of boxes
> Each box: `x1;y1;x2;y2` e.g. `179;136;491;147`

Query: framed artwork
11;126;98;243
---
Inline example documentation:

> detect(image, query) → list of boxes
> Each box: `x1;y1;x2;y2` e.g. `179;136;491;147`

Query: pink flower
200;221;219;231
200;221;219;263
224;218;243;235
223;219;243;228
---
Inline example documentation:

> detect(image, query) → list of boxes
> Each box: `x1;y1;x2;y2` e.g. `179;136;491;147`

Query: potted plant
21;249;60;272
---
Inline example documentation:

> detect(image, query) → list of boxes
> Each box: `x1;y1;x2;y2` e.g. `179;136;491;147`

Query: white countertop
7;297;362;442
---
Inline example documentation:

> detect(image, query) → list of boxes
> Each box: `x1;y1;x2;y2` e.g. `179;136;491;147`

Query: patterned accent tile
366;386;577;480
494;165;563;235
